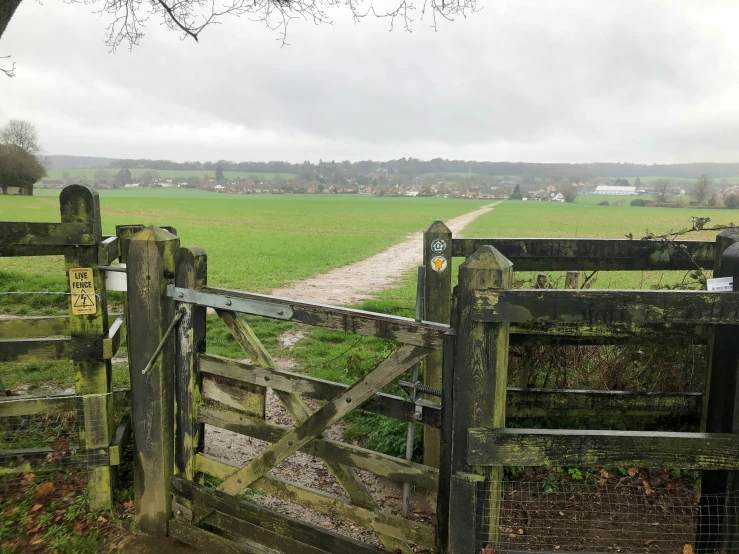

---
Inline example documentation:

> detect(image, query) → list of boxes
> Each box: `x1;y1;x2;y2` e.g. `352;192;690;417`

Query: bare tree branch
81;0;478;51
0;56;15;78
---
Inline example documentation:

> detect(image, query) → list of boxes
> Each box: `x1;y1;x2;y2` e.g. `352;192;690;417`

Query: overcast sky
2;1;739;163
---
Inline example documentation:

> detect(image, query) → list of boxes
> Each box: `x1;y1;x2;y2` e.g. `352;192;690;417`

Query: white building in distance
594;185;637;195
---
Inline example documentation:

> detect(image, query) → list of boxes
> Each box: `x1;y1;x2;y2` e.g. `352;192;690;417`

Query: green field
0;191;488;293
41;168;298;181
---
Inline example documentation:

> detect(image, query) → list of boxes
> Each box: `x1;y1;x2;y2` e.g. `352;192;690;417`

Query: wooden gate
125;231;446;553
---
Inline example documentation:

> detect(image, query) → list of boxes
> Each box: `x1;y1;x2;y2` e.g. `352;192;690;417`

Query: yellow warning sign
68;267;97;315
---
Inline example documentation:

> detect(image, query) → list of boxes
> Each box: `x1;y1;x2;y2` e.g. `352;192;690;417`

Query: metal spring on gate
397;380;442;398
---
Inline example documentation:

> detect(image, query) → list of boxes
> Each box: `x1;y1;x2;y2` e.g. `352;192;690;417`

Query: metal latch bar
167;285;294;320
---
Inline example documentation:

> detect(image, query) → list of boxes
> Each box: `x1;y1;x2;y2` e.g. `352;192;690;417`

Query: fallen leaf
34;482;55;498
555;546;561;551
558;511;565;516
97;515;108;524
627;467;639;477
598;468;611;479
29;504;42;513
30;538;45;546
481;545;495;554
518;528;524;535
320;521;332;529
649;522;660;527
683;545;694;554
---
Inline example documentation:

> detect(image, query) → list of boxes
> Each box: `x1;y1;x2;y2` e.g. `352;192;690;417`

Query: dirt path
270;202;498;305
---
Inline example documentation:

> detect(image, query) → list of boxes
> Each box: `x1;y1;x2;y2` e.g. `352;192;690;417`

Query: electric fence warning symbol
68;268;97;315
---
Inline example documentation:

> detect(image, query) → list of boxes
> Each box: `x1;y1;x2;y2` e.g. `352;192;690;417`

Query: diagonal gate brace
217;344;431;495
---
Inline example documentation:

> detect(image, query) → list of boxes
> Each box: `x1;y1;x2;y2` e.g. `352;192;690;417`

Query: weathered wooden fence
6;188;739;553
0;184;130;510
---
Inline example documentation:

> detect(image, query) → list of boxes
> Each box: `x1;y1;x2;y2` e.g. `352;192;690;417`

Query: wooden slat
0;389;129;418
169;518;266;554
198;407;438;490
109;415;132;466
206;512;329;554
467;428;739;469
510;321;711;345
507;388;702;419
473;289;739;325
200;353;442;428
0;244;83;257
0;222;95;247
452;237;715;270
203;286;446;349
0;316;69;340
0;394;79;417
197;455;435;549
172;477;387;554
103;315;124;359
202;373;266;418
217;345;430;494
98;236;120;265
0;337;73;362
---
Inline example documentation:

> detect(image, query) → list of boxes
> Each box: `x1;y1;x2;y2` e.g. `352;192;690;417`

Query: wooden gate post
697;232;739;553
423;220;452;468
60;184;114;511
175;247;207;488
127;226;180;536
447;246;512;554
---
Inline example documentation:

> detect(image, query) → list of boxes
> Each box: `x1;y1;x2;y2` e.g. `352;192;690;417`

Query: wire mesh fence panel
475;474;737;553
0;394;112;484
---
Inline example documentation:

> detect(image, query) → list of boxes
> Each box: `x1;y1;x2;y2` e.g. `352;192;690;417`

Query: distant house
42;180;64;188
124;183;139;188
553;192;565;202
214;184;225;191
594;185;636;195
528;190;548;201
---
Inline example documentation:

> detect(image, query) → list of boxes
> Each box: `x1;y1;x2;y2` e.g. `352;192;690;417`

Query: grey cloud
2;0;739;162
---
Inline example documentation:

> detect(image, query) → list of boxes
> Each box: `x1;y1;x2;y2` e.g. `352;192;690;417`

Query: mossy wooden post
436;327;456;554
448;246;512;554
423;220;452;468
697;236;739;553
175;247;207;490
127;226;180;536
60;184;114;511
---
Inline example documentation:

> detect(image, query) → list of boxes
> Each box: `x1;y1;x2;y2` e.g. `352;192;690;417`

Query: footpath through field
270;202;498;305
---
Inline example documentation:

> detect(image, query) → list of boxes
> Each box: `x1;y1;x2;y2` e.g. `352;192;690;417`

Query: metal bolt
288;441;293;446
277;309;284;316
414;412;423;422
176;510;182;516
346;397;352;403
178;292;184;298
225;299;232;306
264;376;270;382
237;479;242;484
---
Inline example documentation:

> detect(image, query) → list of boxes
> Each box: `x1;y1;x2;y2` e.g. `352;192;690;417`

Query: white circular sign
431;256;448;273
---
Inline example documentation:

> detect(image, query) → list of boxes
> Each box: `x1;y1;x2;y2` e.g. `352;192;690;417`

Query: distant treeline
48;155;739;180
